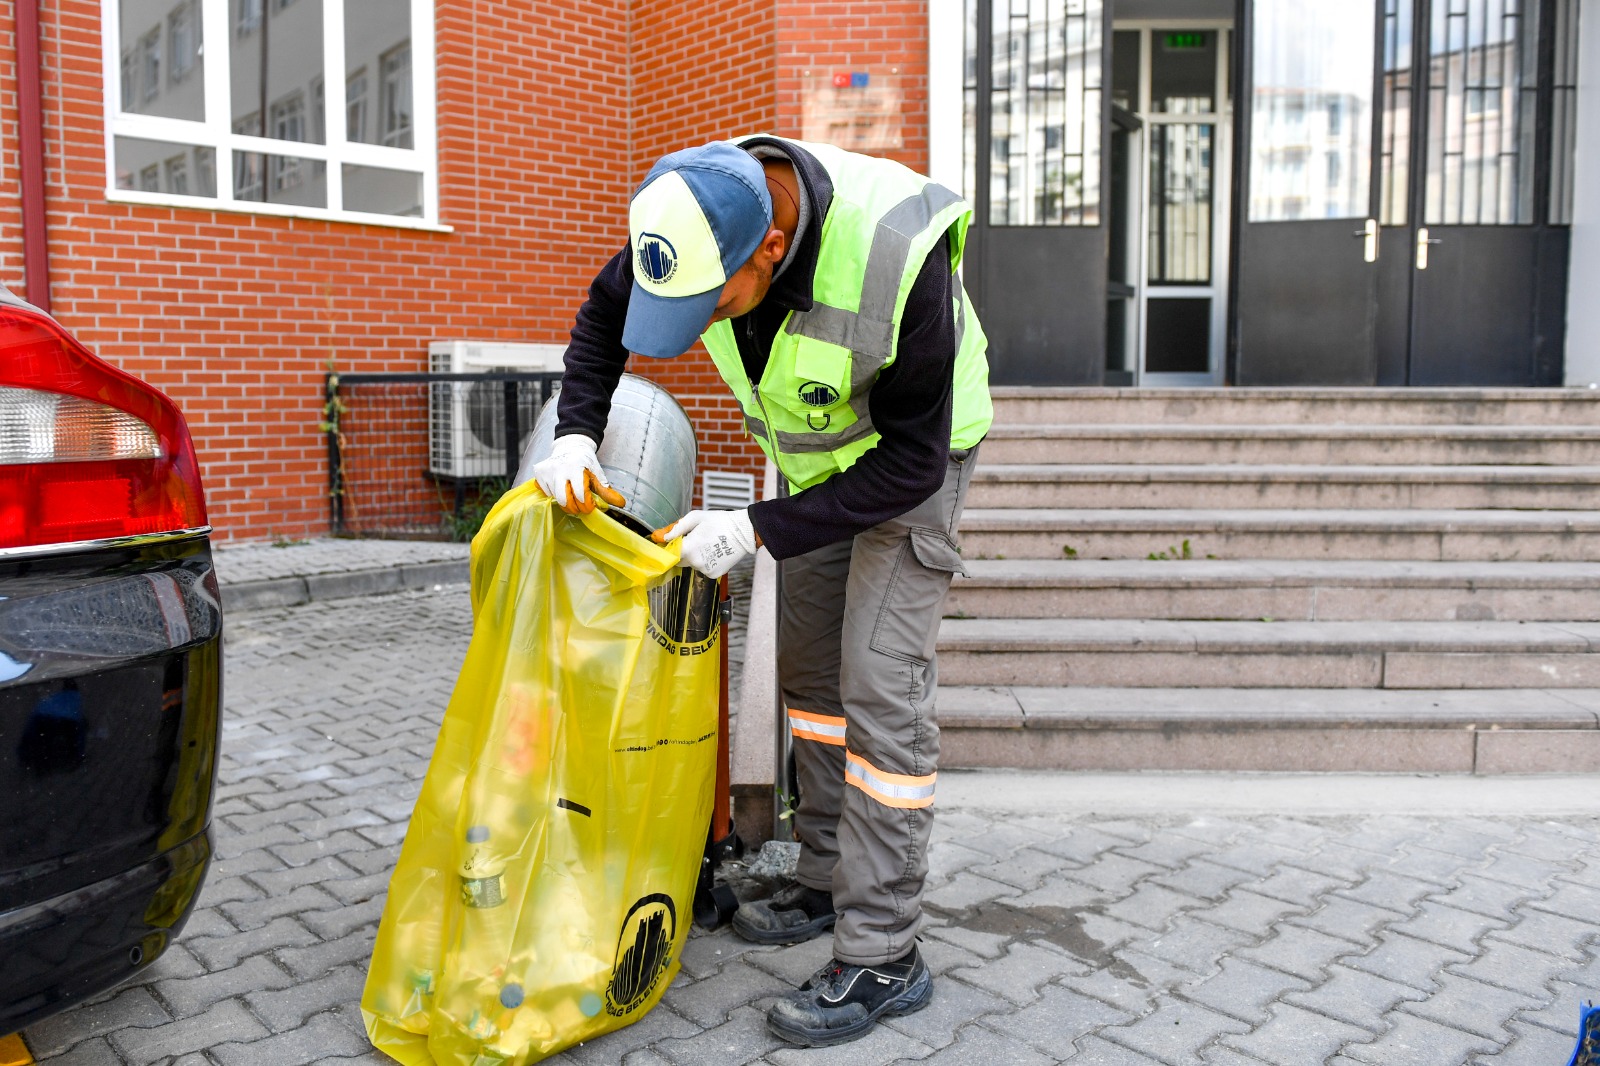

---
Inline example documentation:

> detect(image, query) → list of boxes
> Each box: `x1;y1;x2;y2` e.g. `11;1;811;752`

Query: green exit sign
1164;32;1208;49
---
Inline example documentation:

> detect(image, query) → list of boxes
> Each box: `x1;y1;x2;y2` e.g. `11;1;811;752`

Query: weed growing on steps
1148;540;1194;561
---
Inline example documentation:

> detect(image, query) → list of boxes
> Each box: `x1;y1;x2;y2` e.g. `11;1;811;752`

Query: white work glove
532;434;625;514
652;509;760;579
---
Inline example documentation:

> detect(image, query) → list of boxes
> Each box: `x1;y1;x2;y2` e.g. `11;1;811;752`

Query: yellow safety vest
701;139;993;493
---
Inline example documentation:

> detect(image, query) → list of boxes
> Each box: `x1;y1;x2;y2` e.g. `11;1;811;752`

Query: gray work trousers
778;448;977;966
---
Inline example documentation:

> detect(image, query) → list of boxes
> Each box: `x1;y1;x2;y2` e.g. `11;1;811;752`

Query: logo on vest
798;382;840;408
605;893;677;1016
635;233;678;285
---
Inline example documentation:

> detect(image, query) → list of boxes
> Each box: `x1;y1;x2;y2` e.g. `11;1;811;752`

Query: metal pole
503;378;520;484
714;575;732;843
324;373;344;534
17;0;50;312
771;471;796;843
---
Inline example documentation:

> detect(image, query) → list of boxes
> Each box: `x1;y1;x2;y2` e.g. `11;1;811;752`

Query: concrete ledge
1386;651;1600;688
942;726;1481;773
731;463;780;848
221;559;469;612
1475;730;1600;772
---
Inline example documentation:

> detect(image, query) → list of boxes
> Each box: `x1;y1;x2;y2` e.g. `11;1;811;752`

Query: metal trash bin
516;373;698;538
516;373;717;644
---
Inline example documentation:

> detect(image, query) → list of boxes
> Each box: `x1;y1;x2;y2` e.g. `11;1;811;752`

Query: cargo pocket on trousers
869;528;968;665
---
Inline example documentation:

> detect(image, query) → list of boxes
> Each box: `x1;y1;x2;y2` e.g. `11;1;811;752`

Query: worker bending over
533;136;992;1048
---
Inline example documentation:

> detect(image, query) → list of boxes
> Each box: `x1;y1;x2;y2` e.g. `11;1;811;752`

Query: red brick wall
6;0;931;541
625;0;935;505
625;0;776;505
776;0;931;174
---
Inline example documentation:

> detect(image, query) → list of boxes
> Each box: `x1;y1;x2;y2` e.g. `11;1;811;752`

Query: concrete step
957;507;1600;562
990;386;1600;427
936;618;1600;688
968;463;1600;511
947;559;1600;621
935;686;1600;773
979;423;1600;466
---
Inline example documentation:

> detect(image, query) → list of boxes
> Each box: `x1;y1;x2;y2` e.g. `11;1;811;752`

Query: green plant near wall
443;477;509;543
319;357;347;504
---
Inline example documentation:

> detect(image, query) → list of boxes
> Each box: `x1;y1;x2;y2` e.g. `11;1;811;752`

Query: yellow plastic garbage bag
362;483;719;1065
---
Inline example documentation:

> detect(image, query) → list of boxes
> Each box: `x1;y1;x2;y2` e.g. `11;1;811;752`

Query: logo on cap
636;233;678;285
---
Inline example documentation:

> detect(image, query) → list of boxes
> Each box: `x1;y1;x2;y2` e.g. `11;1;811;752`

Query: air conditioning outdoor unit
427;341;565;479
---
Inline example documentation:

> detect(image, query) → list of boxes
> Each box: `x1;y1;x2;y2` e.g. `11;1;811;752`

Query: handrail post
771;465;795;843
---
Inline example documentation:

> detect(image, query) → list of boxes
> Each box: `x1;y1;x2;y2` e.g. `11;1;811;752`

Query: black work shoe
766;946;932;1047
731;881;836;945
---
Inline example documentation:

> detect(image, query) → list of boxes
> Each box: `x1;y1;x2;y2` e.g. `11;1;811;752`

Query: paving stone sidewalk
212;538;472;612
20;582;1600;1065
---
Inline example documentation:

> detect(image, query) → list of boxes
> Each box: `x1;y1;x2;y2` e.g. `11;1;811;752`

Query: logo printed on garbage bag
646;568;720;656
605;894;677;1016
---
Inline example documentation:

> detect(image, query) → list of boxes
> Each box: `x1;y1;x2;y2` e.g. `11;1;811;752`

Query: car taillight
0;305;206;550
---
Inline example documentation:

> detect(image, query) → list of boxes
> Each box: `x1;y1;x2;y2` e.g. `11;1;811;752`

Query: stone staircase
939;387;1600;774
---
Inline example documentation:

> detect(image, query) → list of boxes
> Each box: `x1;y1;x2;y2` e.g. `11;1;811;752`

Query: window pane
234;151;325;207
120;0;204;120
343;164;422;215
346;0;412;147
1145;297;1211;373
1248;0;1374;221
1424;0;1538;225
1150;30;1215;113
232;0;325;143
989;0;1103;227
1378;0;1413;225
964;0;979;200
1550;0;1579;224
1148;123;1213;283
1111;29;1139;111
115;137;217;197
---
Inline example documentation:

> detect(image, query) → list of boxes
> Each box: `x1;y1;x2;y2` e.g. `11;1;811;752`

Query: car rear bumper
0;530;223;1033
0;830;211;1034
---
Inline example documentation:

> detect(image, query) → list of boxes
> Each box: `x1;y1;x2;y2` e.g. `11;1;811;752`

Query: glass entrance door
1118;26;1233;385
1234;0;1383;384
1236;0;1576;386
1400;0;1564;384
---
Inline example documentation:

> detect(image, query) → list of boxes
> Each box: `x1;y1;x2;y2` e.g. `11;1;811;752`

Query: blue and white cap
623;141;773;359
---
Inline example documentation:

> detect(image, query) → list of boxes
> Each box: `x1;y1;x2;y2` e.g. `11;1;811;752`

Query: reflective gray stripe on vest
953;288;967;352
775;183;964;454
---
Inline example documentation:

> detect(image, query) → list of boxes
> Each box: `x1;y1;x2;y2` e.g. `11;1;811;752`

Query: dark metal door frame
1401;0;1566;385
1230;0;1572;386
1228;0;1384;385
965;0;1114;386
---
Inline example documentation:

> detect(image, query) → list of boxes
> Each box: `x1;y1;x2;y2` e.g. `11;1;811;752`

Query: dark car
0;286;221;1034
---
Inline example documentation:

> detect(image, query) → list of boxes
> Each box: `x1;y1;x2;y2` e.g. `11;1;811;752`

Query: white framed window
140;28;161;103
167;0;198;83
270;91;305;143
164;152;189;193
105;0;441;228
121;49;136;104
346;68;368;142
379;44;411;148
235;0;261;36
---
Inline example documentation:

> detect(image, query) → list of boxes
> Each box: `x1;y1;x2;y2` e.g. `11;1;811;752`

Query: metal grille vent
702;471;757;510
